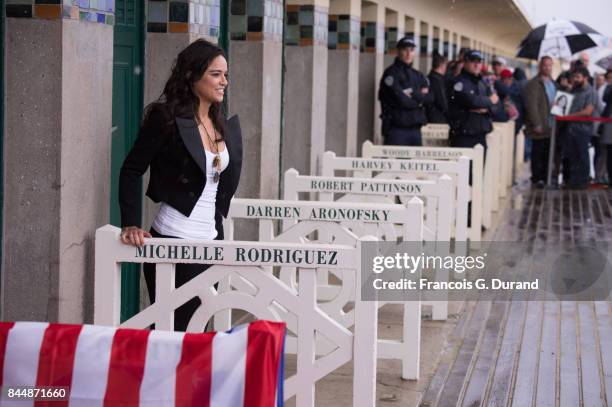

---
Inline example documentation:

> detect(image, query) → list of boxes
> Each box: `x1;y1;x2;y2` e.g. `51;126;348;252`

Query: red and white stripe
0;321;285;407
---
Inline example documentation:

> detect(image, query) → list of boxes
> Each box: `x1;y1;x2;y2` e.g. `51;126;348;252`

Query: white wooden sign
421;123;450;147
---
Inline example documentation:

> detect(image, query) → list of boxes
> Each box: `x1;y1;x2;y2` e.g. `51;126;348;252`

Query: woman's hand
121;226;152;247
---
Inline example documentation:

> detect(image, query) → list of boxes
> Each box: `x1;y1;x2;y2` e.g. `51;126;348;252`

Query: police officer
379;36;432;146
448;50;499;152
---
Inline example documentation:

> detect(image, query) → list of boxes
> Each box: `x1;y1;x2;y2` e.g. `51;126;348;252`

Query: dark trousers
563;127;591;186
144;228;217;331
530;138;550;183
384;127;422;146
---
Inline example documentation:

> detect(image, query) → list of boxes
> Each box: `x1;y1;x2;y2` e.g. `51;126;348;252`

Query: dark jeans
384;126;422;146
530;138;550;183
563;127;591;186
144;227;219;331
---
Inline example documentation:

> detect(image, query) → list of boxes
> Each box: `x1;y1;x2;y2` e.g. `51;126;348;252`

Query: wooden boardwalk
420;184;612;407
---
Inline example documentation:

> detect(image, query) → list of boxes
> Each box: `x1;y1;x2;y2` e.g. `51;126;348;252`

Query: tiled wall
147;0;188;32
6;0;114;24
285;5;328;46
360;21;383;53
229;0;283;42
147;0;218;36
384;26;397;54
327;14;359;50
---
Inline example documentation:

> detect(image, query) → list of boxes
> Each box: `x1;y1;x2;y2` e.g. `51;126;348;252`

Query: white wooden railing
321;151;471;242
362;140;486;235
282;169;452;321
225;198;425;379
94;225;378;407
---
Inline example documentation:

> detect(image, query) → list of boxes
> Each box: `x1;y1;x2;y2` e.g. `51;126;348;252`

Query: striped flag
0;320;285;406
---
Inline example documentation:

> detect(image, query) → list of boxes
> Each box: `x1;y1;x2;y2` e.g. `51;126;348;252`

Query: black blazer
119;104;243;238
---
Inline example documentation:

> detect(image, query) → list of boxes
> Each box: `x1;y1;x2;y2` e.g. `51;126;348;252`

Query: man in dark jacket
427;52;449;123
379;36;433;145
523;56;556;187
448;50;498;152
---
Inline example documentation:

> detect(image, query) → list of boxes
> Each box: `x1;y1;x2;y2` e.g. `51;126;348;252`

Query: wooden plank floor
420;183;612;407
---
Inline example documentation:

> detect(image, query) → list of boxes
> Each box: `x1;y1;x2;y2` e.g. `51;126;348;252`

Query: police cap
464;50;483;62
396;36;417;50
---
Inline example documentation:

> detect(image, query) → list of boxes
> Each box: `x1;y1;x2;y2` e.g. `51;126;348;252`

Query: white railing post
472;144;484;240
354;236;378;407
402;197;423;379
94;225;123;326
155;263;176;331
455;156;470;242
295;267;317;407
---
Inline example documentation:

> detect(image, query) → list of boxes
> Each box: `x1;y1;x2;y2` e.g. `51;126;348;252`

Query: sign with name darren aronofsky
243;204;392;222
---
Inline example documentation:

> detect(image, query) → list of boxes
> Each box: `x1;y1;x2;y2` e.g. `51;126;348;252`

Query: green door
0;1;5;312
111;0;144;321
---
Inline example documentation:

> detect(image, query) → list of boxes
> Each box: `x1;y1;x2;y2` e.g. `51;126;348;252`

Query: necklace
201;121;221;183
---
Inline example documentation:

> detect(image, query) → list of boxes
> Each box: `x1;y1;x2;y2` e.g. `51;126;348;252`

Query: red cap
500;69;513;79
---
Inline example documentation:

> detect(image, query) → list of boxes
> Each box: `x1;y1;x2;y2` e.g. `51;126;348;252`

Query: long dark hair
146;39;226;137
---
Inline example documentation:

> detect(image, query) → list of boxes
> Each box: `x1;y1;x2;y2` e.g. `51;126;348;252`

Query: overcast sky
516;0;612;37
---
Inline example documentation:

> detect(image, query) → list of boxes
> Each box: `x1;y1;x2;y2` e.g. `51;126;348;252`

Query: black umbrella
596;55;612;70
516;20;602;60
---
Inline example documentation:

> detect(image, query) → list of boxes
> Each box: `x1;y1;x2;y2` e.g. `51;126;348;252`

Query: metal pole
546;119;557;186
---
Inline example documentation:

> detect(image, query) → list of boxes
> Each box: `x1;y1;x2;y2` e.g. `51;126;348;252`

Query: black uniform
379;57;432;146
448;68;494;151
426;70;449;123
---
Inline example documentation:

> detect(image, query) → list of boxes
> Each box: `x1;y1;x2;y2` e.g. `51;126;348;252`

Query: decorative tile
169;1;187;22
148;0;167;23
247;15;262;31
169;21;188;32
147;22;167;32
6;4;33;17
246;0;263;17
34;4;62;18
230;0;245;15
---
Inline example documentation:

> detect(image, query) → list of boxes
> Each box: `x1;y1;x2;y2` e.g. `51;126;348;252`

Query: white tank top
152;147;230;239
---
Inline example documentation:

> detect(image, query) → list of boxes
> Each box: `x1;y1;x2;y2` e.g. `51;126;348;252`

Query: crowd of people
378;36;612;190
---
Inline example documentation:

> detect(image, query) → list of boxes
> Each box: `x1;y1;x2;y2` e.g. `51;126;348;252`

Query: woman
118;39;242;331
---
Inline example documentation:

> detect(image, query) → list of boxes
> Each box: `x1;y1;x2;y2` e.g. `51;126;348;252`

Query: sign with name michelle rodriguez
360;241;612;302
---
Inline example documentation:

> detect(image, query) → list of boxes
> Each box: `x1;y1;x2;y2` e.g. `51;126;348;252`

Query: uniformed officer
448;50;499;152
378;36;432;146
